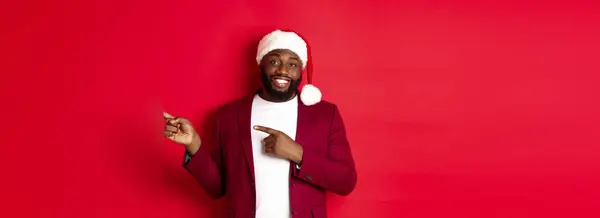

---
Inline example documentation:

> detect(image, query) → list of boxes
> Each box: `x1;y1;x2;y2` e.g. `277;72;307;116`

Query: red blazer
183;93;357;218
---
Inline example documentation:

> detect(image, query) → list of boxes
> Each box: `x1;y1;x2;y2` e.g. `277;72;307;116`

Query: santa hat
256;29;322;106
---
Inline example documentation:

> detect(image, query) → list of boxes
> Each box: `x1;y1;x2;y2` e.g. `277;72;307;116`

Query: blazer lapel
238;94;255;181
295;97;310;154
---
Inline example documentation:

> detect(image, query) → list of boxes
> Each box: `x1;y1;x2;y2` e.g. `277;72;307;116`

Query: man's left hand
254;125;303;164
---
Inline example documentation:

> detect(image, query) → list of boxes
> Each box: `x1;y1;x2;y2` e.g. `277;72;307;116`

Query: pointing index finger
253;125;277;135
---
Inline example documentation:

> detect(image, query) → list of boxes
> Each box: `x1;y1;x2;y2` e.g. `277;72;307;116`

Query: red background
1;0;599;217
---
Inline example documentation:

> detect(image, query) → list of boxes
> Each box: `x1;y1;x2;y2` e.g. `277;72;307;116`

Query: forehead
266;49;300;59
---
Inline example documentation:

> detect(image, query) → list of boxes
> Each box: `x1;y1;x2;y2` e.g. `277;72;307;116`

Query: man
163;30;357;218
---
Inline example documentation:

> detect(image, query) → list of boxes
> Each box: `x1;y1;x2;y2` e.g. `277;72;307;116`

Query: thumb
163;112;174;119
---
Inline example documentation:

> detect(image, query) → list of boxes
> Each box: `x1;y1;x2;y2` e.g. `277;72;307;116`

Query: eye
270;60;280;66
288;63;297;68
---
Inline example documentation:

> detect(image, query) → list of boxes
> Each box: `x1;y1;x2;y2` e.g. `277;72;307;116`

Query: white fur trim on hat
256;30;308;68
300;84;322;106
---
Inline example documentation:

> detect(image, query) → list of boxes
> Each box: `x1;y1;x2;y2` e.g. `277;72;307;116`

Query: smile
271;77;291;88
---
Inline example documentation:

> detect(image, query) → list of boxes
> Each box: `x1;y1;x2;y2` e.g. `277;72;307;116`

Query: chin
273;90;291;97
266;88;295;100
271;86;290;93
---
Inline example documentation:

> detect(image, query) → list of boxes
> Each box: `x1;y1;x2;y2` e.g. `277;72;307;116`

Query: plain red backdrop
1;0;599;217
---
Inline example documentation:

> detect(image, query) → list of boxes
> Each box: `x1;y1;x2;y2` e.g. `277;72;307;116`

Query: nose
276;65;289;75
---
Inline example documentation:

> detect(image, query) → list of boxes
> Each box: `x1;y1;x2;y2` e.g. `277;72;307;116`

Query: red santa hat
256;29;322;106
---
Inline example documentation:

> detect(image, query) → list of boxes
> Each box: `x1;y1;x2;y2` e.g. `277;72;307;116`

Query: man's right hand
163;112;201;155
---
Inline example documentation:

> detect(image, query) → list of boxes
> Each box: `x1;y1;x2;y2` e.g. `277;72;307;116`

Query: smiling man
163;30;357;218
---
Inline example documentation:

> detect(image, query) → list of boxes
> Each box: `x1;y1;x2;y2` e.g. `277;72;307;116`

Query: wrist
291;144;303;164
186;134;202;155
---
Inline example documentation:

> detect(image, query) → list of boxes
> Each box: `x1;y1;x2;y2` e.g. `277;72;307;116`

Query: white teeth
275;79;289;84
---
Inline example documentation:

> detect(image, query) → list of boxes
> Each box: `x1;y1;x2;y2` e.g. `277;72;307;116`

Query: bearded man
163;29;357;218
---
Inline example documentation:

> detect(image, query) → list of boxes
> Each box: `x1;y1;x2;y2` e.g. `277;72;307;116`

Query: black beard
260;69;302;101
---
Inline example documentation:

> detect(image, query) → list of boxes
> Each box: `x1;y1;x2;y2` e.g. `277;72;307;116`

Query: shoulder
206;96;250;134
303;100;348;133
216;97;244;114
301;100;346;128
212;95;251;123
306;100;341;115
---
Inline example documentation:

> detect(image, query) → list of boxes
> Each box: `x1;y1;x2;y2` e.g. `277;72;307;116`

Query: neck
259;89;297;102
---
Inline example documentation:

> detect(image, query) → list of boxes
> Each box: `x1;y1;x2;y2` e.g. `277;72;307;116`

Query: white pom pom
300;84;322;106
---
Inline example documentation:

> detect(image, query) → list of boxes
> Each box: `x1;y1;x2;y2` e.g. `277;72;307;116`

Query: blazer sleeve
182;116;226;199
293;105;357;196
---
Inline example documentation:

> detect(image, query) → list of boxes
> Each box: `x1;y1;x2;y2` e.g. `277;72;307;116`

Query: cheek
262;67;277;75
260;62;276;72
290;69;302;80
